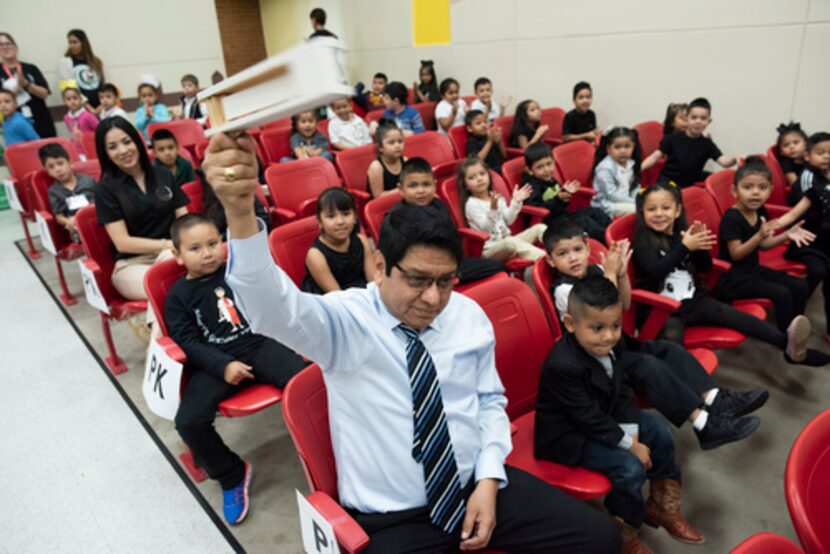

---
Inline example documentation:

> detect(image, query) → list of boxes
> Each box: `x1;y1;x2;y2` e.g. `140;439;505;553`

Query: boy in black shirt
642;97;736;188
151;129;196;187
165;213;306;525
464;109;505;173
562;81;599;143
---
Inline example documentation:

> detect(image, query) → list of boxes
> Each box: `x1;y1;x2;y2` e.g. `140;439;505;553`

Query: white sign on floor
77;259;109;314
143;339;183;421
3;179;24;212
296;490;340;554
34;212;57;255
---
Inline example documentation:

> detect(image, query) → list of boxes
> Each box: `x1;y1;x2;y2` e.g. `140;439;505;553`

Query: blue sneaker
223;461;252;525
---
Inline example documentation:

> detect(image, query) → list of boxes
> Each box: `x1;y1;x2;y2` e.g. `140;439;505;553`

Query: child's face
464;163;491;197
806;140;830;172
371;77;386;94
607;136;634;165
475;82;492;103
44;156;73;184
642;189;682;235
564;303;623;358
0;93;17;117
779;132;806;161
379;129;404;158
174;223;225;278
181;80;198;97
419;67;433;84
546;236;590;278
383;93;400;112
466;113;489;137
672;109;688;132
139;86;158;105
104;127;140;172
331;99;352;120
99;91;117;109
526;101;542;123
399;172;436;206
574;88;592;112
63;89;83;112
731;173;771;211
296;112;317;137
442;82;459;104
153;138;178;167
319;207;357;242
686;107;711;137
529;156;555;181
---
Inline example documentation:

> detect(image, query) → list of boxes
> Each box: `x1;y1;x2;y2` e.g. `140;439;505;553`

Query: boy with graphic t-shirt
165;214;306;526
642;97;736;188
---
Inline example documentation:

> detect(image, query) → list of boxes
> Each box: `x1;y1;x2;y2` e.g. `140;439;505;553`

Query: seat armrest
155;336;187;364
568;187;596;212
273;207;298;225
297;198;318;219
306;491;370;554
630;289;680;341
520;205;549;227
458;227;488;258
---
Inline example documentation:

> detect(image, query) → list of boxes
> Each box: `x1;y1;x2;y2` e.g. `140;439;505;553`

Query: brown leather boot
644;478;705;544
615;517;653;554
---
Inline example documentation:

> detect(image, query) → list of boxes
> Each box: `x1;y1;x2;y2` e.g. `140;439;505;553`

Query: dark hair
400;157;433;184
438;78;459;97
151;128;177;148
99;82;119;96
464;109;484;127
569;275;620;316
524;142;553;168
95;116;155;182
542;219;586;254
378;202;462;276
181;73;199;87
0;32;16;46
316;187;356;218
310;7;327;25
38;143;71;165
0;89;17;102
734;155;771;184
291;110;319;133
635;182;687;251
510;99;539;147
474;77;491;91
65;29;103;77
373;72;388;82
688;97;711;115
418;60;438;100
375;119;403;154
594;126;642;187
456;157;491;226
775;122;807;158
807;131;830;151
138;83;160;102
573;81;591;100
384;81;408;105
170;212;217;250
663;102;688;135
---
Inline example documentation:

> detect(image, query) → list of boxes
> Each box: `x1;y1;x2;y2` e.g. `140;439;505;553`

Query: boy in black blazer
535;276;703;553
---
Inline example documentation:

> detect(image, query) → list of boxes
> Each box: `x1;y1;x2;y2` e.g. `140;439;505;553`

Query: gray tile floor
4;205;828;553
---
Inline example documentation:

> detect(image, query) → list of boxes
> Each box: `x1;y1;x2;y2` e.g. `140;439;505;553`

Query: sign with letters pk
296;490;340;554
142;339;183;421
34;212;57;255
3;179;24;212
77;259;110;314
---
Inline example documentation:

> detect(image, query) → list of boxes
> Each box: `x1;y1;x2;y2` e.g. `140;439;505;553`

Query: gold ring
224;167;236;182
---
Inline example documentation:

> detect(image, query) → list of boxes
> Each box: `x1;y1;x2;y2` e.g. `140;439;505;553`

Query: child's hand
224;361;254;385
759;216;781;238
368;120;379;135
489;191;501;210
785;220;816;247
629;439;652;470
556;189;572;202
681;226;717;251
562;180;580;194
492;126;503;142
615;239;632;277
145;103;154;117
534;124;550;139
500;95;511;111
600;242;622;276
512;184;532;203
64;218;77;232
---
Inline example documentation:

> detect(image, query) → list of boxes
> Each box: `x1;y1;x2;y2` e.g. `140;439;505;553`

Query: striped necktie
398;324;466;534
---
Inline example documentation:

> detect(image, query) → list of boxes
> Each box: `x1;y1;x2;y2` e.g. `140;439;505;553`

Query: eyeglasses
394;264;457;291
0;43;15;48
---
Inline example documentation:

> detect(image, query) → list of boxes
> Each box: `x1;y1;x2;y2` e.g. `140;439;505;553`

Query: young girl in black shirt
509;99;547;150
413;60;438;103
775;121;809;188
366;120;406;198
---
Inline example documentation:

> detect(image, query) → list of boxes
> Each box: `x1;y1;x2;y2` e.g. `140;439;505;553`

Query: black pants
714;267;809;332
660;295;785;349
352;466;621;554
457;256;505;286
548;208;610;245
175;338;306;490
789;250;830;330
624;340;714;427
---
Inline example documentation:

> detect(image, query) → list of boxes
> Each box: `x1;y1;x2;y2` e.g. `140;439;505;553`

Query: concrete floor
5;205;829;553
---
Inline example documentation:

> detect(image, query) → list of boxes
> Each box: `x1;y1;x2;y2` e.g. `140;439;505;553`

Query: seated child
509;99;548;149
642;97;736;188
355;72;387;112
434;78;466;136
40;143;96;241
662;102;688;135
543;220;765;451
522;142;611;243
534;275;703;551
328;97;371;150
98;83;129;120
381;81;425;136
367;121;405;198
465;109;505;173
179;73;207;126
562;82;599;143
470;77;510;123
302;187;374;294
790;131;829;205
151;129;195;187
166;213;306;525
0;89;39;145
413;60;438;103
591;126;641;217
459;157;546;262
62;84;98;159
775;122;808;188
135;78;171;140
284;110;333;163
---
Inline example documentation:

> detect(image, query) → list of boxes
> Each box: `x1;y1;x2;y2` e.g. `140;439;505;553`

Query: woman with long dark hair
0;31;56;137
59;29;104;111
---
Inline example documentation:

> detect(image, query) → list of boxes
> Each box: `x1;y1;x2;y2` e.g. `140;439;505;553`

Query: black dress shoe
695;414;761;450
709;388;769;419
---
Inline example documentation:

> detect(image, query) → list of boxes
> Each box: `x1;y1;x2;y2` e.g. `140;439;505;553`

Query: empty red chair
786;407;830;554
260;126;294;165
264;157;341;224
181;180;204;213
81;132;98;160
317;118;330;140
29;161;101;305
553;140;596;189
765;146;791;201
413;101;437;131
632;121;663;186
268;216;320;286
403;130;458;180
144;256;287;481
730;533;804;554
147;119;205;161
362;191;402;242
261;117;292;131
540;107;566;147
448;124;469;159
462;277;611;499
74;205;147;374
335;144;375;206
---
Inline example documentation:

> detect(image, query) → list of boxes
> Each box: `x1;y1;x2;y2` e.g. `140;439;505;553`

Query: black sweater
632;229;712;294
522;173;569;218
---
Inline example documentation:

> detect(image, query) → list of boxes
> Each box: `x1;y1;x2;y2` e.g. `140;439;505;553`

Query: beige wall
261;0;347;55
338;0;830;156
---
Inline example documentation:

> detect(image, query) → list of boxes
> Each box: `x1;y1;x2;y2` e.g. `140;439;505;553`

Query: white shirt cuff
475;447;508;489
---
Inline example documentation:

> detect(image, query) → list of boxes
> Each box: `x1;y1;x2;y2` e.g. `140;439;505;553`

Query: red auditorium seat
491;115;523;158
260;126;294;165
362;190;403;242
81;132;98;160
540;107;566;147
268;216;321;287
552;139;596;189
403;130;458;180
729;533;804;554
500;156;595;213
633;120;664;186
264;157;341;224
764;146;792;204
334;144;375;208
413;101;437;131
448;124;469;159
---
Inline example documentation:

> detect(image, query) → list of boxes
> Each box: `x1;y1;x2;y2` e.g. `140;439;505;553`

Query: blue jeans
579;411;681;527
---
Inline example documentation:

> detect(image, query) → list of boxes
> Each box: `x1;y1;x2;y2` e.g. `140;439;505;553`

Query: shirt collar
69;107;86;118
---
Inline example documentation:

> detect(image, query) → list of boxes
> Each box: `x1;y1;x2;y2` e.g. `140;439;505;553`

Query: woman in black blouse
0;32;56;137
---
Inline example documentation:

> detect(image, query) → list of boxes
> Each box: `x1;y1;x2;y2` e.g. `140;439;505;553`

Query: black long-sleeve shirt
632;230;711;293
521;173;569;219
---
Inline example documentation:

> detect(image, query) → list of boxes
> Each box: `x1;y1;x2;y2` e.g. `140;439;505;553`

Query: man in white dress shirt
202;133;620;553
